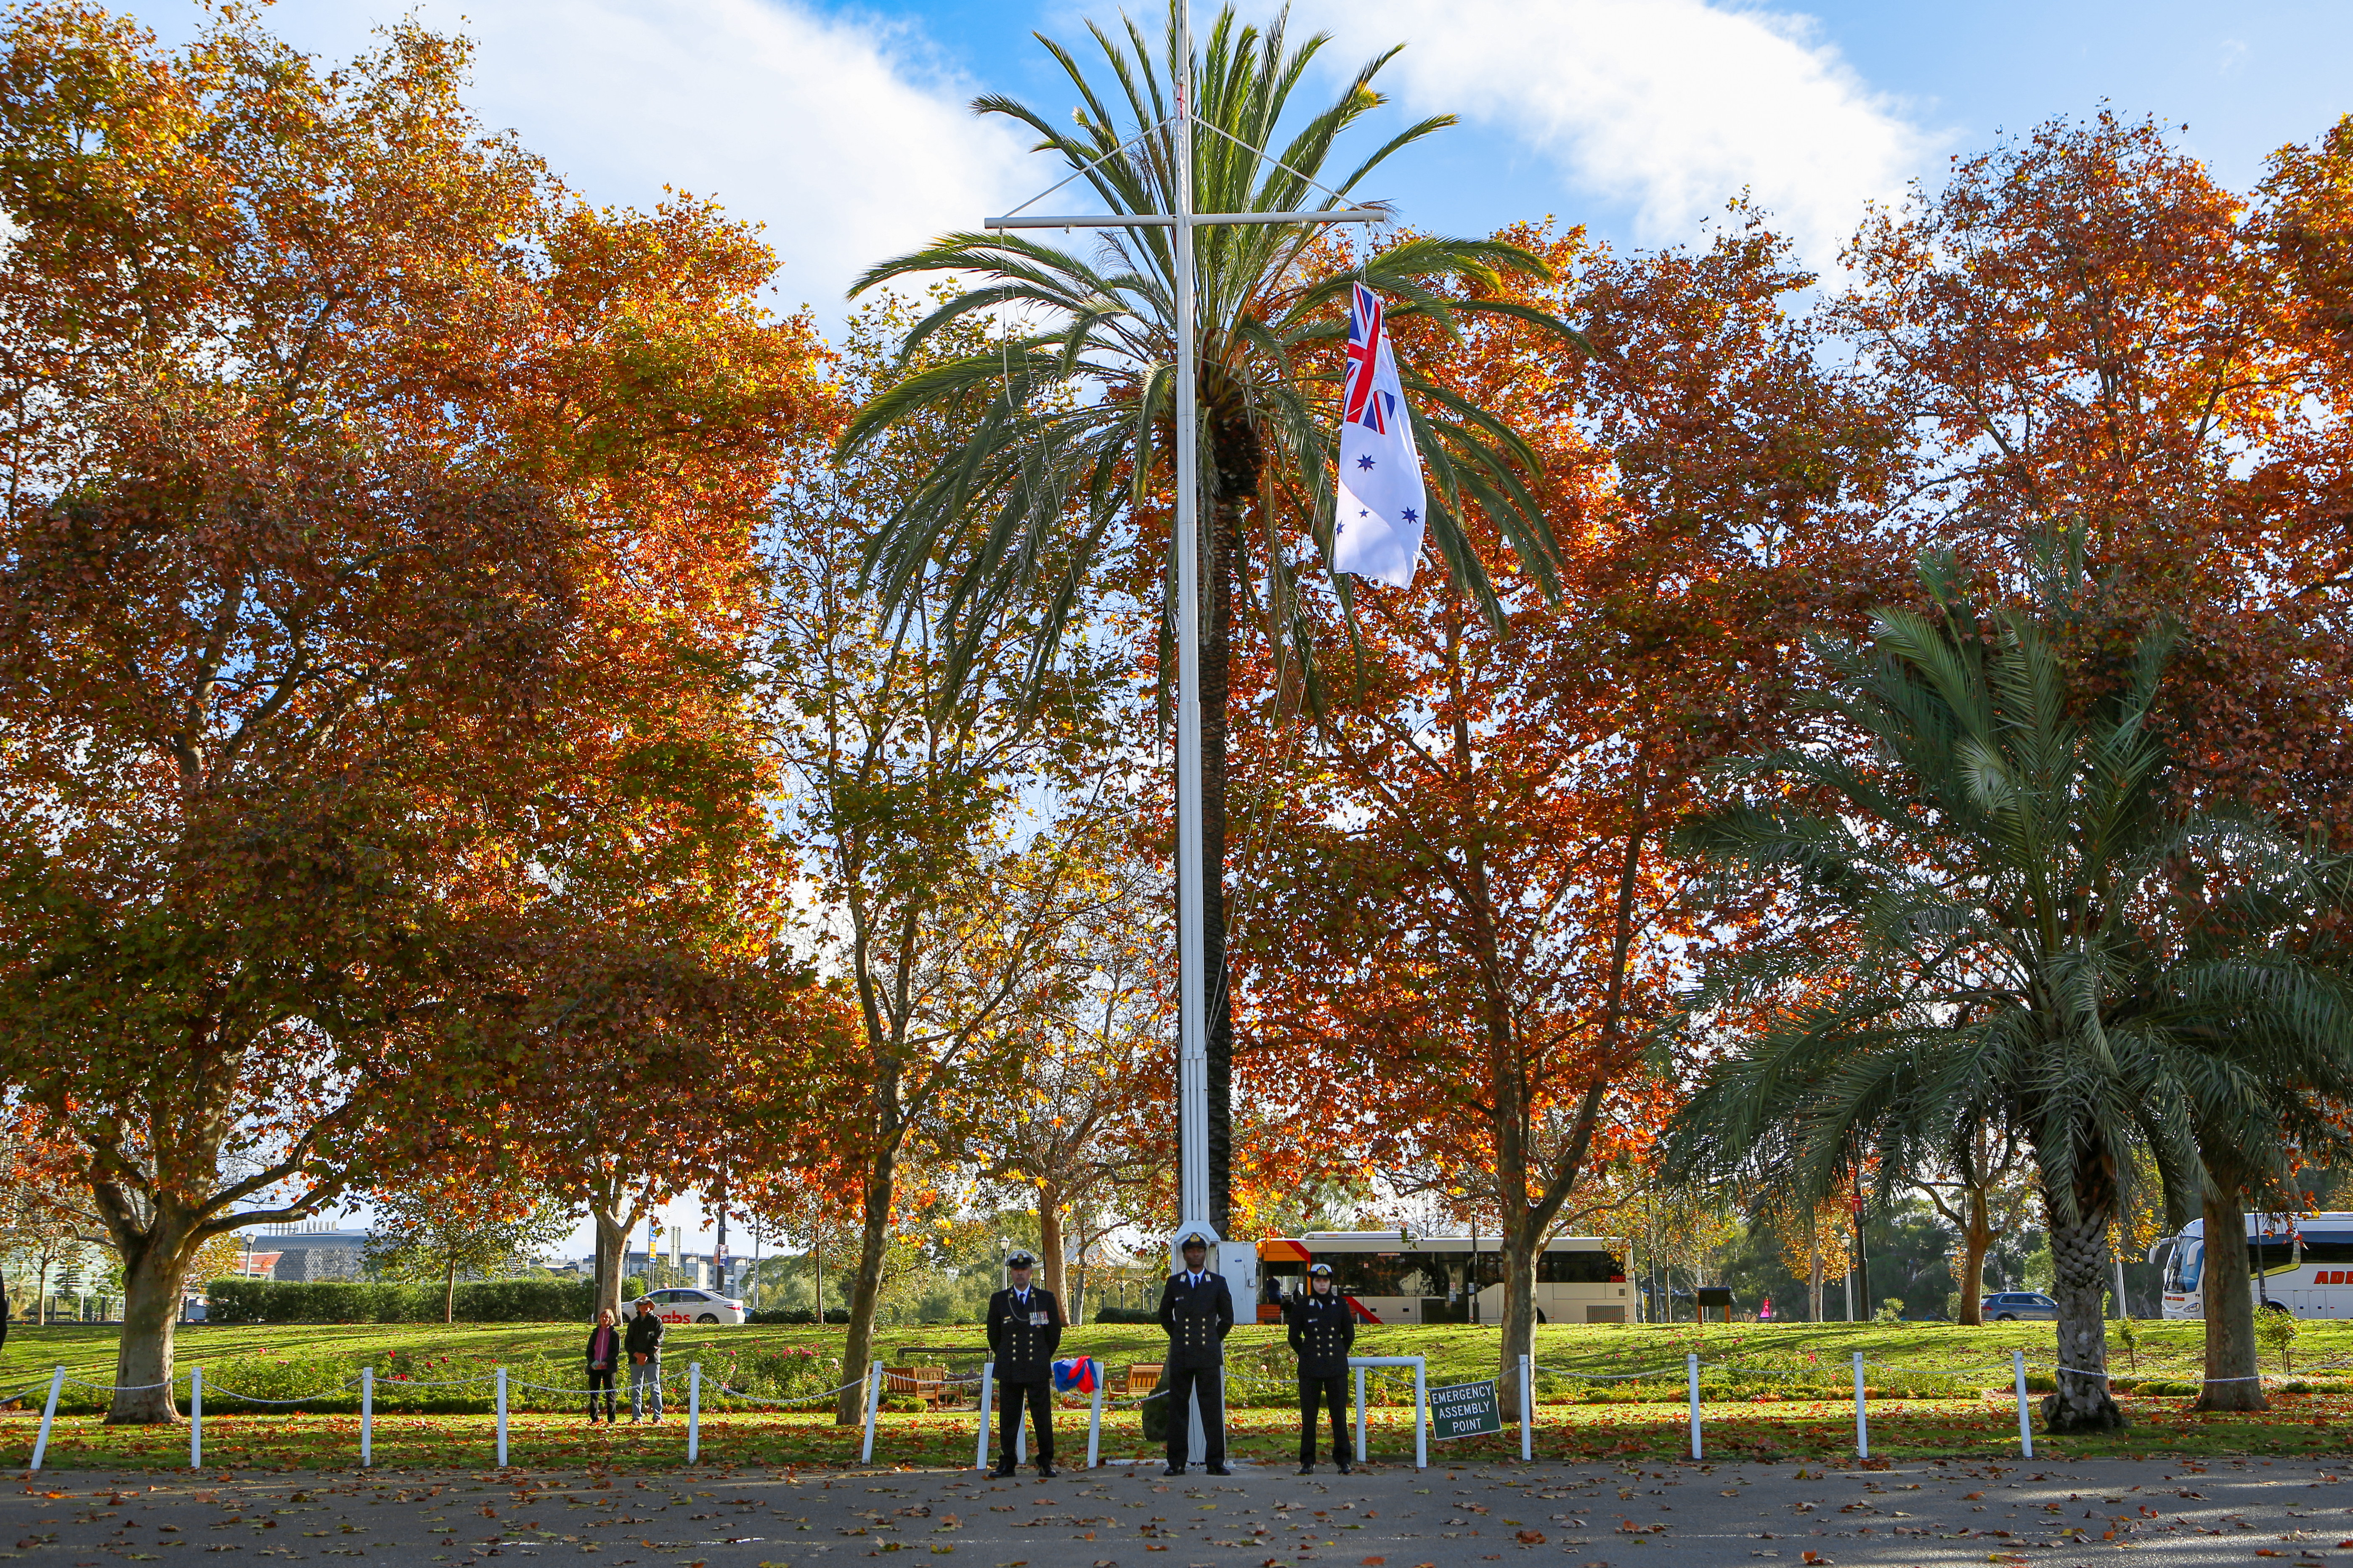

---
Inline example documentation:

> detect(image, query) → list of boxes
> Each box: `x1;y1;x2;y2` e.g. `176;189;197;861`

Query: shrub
824;1307;849;1324
201;1353;355;1407
202;1277;594;1324
1093;1306;1156;1324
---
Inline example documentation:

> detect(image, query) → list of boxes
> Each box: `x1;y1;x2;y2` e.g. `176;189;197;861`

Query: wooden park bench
1120;1362;1163;1396
883;1365;950;1406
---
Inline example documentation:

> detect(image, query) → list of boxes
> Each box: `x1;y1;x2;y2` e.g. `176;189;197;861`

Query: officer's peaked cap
1179;1232;1210;1249
1006;1249;1037;1268
1308;1262;1334;1276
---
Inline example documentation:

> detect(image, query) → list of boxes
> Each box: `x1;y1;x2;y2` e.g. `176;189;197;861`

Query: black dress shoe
1162;1464;1185;1477
1037;1465;1058;1479
1295;1463;1313;1475
1206;1464;1234;1477
1337;1462;1353;1475
989;1465;1016;1479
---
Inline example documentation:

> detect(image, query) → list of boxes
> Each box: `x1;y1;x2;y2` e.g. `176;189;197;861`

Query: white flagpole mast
1168;0;1213;1249
983;0;1378;1266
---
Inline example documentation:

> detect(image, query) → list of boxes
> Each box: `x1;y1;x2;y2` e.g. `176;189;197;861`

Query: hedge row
204;1277;606;1324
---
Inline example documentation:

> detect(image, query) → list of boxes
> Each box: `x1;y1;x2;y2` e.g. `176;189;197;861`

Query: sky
132;0;2353;1264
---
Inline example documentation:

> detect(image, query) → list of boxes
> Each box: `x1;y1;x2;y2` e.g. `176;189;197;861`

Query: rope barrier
711;1379;867;1408
199;1380;362;1406
61;1377;172;1391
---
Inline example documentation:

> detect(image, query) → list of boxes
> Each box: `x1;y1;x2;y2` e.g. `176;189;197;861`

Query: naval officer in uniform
1156;1231;1235;1475
985;1249;1063;1478
1286;1261;1355;1473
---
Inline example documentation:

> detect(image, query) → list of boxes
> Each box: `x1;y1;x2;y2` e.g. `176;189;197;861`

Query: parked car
641;1287;745;1325
1981;1290;2059;1322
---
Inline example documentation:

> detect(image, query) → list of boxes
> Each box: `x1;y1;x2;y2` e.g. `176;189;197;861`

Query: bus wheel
1536;1310;1547;1325
2262;1300;2292;1314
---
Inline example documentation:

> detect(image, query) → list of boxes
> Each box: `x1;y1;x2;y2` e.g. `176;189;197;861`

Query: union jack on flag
1343;282;1393;434
1333;282;1427;587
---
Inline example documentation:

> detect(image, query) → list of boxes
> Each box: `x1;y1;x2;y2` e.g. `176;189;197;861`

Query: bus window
2170;1240;2202;1292
1539;1250;1626;1285
1329;1253;1444;1297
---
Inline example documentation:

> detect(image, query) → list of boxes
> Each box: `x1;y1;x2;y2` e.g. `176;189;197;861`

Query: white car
642;1287;746;1325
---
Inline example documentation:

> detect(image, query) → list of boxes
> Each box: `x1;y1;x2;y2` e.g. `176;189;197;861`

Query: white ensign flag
1333;281;1427;587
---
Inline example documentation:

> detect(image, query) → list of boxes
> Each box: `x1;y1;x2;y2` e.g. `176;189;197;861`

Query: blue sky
132;0;2353;1258
145;0;2353;333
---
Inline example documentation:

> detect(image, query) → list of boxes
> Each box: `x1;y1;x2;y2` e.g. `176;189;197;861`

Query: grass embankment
6;1319;2351;1471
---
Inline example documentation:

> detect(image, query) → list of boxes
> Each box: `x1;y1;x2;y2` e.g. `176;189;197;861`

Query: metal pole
861;1360;883;1465
1412;1359;1427;1470
1170;0;1213;1252
361;1367;373;1467
1519;1353;1533;1461
2012;1349;2034;1458
29;1366;64;1470
496;1367;508;1467
1852;1352;1867;1459
1354;1364;1366;1463
1088;1362;1104;1469
190;1366;203;1470
1686;1353;1701;1459
689;1362;703;1464
974;1362;995;1472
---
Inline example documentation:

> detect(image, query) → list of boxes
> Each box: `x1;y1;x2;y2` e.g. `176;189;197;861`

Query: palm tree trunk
2192;1181;2266;1413
1201;412;1258;1238
2039;1165;2125;1433
1955;1189;1993;1327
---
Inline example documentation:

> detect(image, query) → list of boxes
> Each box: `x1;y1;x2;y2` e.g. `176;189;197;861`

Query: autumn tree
363;1179;571;1324
1832;112;2353;1403
762;299;1128;1420
0;5;821;1420
1233;215;1898;1412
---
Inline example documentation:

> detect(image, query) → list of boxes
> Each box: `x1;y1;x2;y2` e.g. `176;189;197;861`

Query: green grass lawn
5;1319;2351;1471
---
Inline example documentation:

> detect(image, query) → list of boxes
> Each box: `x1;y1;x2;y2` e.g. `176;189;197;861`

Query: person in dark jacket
984;1249;1064;1478
1155;1232;1234;1476
1286;1261;1355;1473
624;1298;666;1422
584;1308;623;1424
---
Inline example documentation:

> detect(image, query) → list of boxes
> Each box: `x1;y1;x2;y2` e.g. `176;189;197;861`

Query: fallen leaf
1516;1532;1544;1546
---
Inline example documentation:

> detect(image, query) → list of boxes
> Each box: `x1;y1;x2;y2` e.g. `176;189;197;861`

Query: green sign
1427;1378;1503;1441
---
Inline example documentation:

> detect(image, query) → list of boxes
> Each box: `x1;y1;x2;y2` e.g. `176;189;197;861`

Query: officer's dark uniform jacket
1285;1288;1356;1377
1156;1270;1234;1367
985;1285;1064;1380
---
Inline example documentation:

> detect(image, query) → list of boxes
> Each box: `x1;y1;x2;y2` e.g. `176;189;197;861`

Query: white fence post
1353;1365;1366;1464
974;1362;995;1472
1686;1353;1702;1460
860;1361;882;1465
688;1362;703;1464
29;1366;65;1472
1519;1353;1533;1462
496;1367;509;1468
361;1368;373;1467
1852;1352;1868;1459
1412;1359;1427;1471
189;1366;203;1470
2012;1350;2034;1459
1087;1361;1104;1469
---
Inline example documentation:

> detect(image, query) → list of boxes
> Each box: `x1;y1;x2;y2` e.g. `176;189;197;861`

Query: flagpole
1170;0;1213;1250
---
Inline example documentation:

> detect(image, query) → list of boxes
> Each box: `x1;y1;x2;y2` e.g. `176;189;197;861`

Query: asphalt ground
5;1452;2352;1567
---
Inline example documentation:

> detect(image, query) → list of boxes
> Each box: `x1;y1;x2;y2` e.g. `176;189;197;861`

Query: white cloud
155;0;1034;318
1292;0;1938;267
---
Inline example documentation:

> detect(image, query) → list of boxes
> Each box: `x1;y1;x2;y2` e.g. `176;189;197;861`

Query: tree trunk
1200;430;1249;1240
2040;1171;2124;1433
2192;1184;2266;1412
444;1258;458;1325
109;1223;194;1424
1496;1229;1537;1422
590;1200;632;1322
837;1151;896;1425
1954;1190;1992;1327
1037;1188;1067;1307
1808;1251;1823;1324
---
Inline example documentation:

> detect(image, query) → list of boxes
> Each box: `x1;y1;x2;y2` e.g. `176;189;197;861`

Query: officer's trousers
1165;1364;1225;1468
1297;1375;1348;1463
997;1377;1053;1468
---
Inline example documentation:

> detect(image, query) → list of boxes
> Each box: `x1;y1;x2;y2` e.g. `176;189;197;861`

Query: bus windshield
2170;1240;2203;1292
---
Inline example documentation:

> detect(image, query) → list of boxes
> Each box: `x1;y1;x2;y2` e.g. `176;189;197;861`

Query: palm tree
841;3;1581;1231
1657;550;2353;1432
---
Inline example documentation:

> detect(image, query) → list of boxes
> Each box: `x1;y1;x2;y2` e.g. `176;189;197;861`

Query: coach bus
2154;1211;2353;1320
1254;1230;1633;1325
